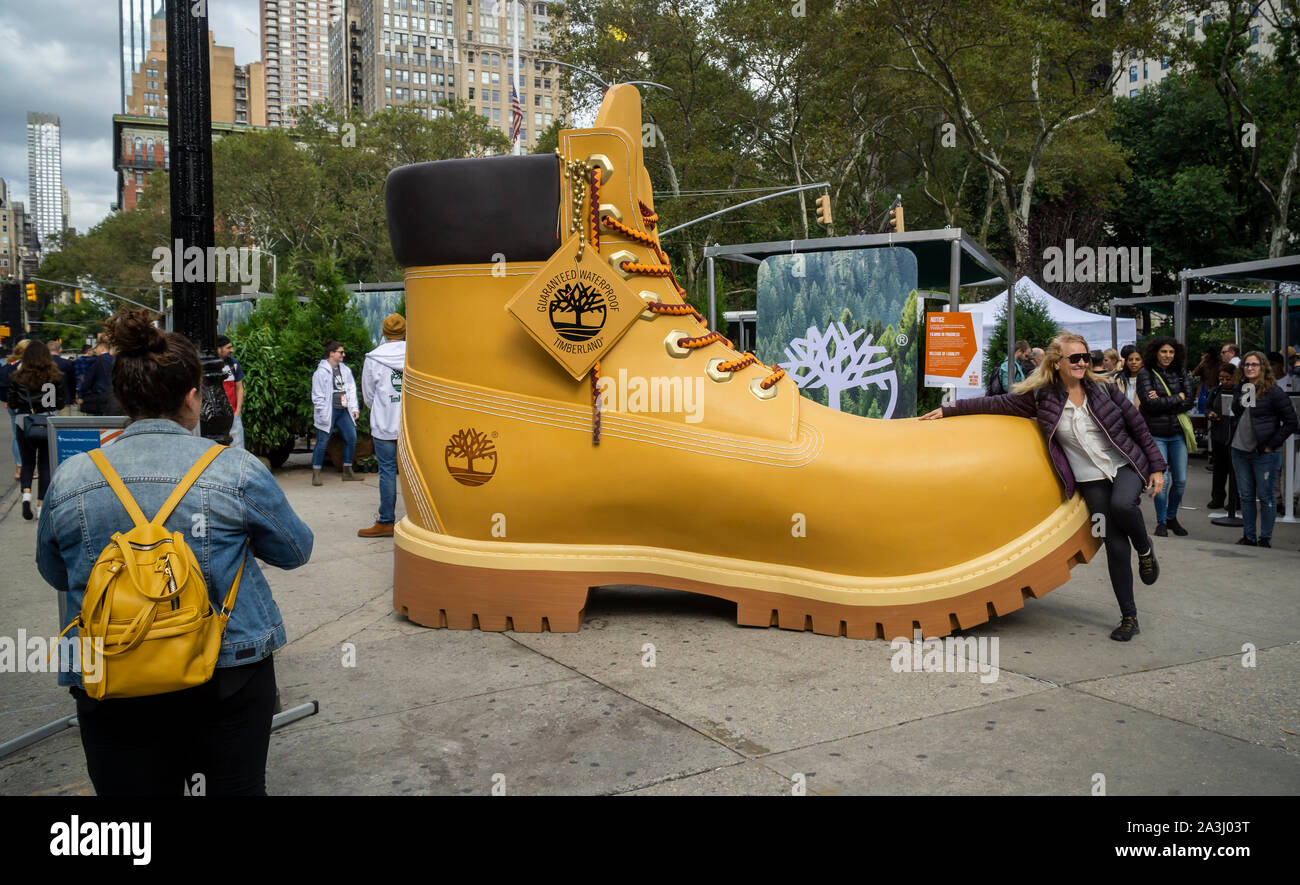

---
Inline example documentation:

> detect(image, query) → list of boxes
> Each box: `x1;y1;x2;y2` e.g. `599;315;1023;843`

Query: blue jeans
373;437;397;524
229;412;244;449
1151;434;1187;523
312;406;356;469
7;406;20;471
1231;448;1283;541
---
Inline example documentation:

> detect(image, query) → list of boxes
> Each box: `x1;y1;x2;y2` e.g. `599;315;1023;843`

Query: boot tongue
594;84;650;211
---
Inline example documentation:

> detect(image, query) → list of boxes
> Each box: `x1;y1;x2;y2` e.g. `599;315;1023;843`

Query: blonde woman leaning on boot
311;341;363;485
922;332;1166;642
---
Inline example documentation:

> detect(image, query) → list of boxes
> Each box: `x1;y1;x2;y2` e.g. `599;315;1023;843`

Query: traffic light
74;289;81;304
888;203;905;233
25;283;36;301
815;193;832;226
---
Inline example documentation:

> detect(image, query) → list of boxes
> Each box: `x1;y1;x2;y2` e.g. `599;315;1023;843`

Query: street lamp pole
166;0;231;442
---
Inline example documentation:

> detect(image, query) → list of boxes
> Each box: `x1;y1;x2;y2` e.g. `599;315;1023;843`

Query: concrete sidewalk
1;422;1297;795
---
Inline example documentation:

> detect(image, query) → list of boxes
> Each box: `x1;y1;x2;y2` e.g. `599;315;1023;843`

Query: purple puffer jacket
941;379;1169;498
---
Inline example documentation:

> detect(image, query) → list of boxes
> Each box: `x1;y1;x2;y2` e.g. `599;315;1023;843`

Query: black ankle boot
1166;517;1188;536
1110;616;1140;641
1154;523;1167;537
1137;547;1159;585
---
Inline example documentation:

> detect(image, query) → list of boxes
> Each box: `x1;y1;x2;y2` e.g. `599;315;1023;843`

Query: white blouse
1055;399;1124;483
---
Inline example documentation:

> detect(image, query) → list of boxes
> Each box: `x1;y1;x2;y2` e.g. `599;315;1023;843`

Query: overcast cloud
0;0;260;234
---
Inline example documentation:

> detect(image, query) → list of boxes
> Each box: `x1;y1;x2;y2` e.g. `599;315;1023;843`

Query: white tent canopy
954;277;1137;400
961;276;1137;354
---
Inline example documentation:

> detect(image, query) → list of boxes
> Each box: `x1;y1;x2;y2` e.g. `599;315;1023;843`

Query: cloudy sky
0;0;261;234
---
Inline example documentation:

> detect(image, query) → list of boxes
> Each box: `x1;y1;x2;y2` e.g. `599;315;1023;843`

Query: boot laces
560;158;785;444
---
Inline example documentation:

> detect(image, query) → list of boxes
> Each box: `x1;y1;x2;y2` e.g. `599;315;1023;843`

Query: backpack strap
151;444;227;528
88;449;149;528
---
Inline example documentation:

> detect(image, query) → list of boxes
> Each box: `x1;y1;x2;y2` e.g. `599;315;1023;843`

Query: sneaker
1236;536;1257;546
1137;547;1159;585
1257;538;1271;548
1110;616;1140;641
1166;517;1188;536
1154;523;1168;537
21;492;32;521
358;522;395;538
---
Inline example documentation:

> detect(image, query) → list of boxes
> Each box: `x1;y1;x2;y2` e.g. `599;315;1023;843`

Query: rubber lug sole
393;522;1099;640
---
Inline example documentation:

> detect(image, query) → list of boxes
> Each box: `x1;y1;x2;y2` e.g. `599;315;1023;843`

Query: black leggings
73;655;277;796
1076;466;1151;619
17;427;50;500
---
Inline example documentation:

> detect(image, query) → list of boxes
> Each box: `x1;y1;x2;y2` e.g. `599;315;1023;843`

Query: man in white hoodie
358;314;406;537
311;340;363;485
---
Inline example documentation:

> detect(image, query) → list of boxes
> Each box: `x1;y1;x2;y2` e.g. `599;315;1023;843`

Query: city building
119;0;166;113
328;0;365;111
334;0;563;150
125;9;264;126
113;115;270;213
0;179;38;283
26;112;65;255
1116;1;1283;98
262;0;343;128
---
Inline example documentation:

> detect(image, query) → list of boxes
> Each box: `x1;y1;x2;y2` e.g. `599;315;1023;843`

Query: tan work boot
358;522;395;538
342;466;364;481
384;85;1098;639
311;468;323;487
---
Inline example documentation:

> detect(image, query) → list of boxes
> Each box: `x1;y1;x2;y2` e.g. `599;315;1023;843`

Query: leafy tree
983;285;1059;388
228;253;374;457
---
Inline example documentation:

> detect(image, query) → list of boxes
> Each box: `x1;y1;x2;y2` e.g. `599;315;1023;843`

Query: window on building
1250;26;1260;45
1203;14;1212;28
468;50;475;62
468;86;475;98
1186;19;1195;34
1161;56;1170;70
1142;61;1148;78
492;107;501;121
534;76;541;89
1129;88;1137;98
1129;65;1137;83
534;93;540;106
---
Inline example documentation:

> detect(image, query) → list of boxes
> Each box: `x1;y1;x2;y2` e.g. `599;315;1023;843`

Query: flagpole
512;0;521;155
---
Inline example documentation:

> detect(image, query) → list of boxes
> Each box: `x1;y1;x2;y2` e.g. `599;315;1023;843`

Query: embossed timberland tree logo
445;427;497;486
548;281;606;342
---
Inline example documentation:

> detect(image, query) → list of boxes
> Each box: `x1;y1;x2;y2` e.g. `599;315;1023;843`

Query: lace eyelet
665;330;691;359
638;290;660;320
706;358;732;383
609;250;637;279
749;378;778;400
599;203;622;223
585;154;613;184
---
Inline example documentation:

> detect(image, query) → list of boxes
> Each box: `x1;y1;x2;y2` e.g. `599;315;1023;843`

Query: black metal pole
166;0;230;443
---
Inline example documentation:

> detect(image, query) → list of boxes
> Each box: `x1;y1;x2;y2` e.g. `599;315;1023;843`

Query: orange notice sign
924;312;983;390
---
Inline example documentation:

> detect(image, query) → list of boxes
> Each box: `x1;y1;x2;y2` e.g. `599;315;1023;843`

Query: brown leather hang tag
505;234;643;380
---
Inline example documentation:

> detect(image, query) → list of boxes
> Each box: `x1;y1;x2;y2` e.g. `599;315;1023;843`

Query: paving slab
622;760;808;796
509;586;1052;757
273;629;579;729
1073;643;1300;757
761;688;1300;796
266;676;742;795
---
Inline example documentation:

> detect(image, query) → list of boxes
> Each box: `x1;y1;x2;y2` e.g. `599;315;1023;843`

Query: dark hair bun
105;308;167;357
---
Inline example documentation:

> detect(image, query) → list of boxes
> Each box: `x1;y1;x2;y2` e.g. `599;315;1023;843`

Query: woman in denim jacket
36;309;314;796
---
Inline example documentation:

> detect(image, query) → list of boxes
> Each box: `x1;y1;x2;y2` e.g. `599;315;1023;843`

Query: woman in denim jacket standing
36;309;315;796
1228;352;1299;547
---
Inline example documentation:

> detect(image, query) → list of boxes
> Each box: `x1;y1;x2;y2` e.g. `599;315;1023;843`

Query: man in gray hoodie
358;313;406;537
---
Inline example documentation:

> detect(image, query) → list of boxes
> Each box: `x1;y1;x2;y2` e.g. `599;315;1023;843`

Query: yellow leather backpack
58;445;247;700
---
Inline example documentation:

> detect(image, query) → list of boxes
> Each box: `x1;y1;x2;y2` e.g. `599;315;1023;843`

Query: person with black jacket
8;339;66;520
1228;352;1299;547
1137;336;1195;537
1205;364;1239;511
77;336;118;415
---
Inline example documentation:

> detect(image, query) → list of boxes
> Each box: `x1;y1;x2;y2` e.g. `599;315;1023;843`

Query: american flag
509;85;524;143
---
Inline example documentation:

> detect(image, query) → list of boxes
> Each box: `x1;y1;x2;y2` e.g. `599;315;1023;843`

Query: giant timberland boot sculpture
383;85;1099;640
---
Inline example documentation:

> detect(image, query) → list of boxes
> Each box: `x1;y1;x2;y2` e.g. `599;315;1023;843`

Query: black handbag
17;386;51;444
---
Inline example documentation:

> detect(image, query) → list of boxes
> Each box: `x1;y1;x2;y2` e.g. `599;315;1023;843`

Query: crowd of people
931;331;1298;643
7;309;412;796
5;314;407;538
1007;335;1300;547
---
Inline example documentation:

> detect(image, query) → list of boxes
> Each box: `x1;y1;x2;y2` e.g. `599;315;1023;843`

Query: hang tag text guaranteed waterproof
505;234;643;379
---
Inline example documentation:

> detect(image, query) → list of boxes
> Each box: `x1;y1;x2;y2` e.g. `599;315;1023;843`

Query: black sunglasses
1065;353;1090;365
